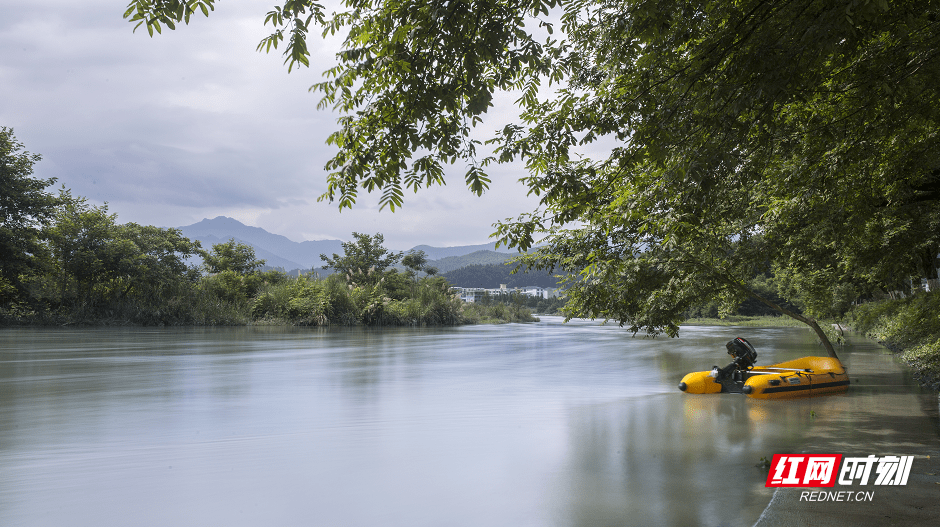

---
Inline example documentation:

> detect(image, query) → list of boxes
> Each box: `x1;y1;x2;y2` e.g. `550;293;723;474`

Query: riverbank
1;271;538;328
682;315;806;327
0;300;538;328
845;291;940;391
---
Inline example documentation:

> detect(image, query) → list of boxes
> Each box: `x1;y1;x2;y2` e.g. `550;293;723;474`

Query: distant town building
455;286;562;302
457;288;488;303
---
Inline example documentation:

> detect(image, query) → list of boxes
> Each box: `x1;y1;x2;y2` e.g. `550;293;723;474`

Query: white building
456;285;562;302
457;288;487;303
520;286;545;299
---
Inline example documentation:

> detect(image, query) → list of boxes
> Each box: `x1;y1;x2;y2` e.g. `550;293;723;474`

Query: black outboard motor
711;337;758;392
726;337;757;369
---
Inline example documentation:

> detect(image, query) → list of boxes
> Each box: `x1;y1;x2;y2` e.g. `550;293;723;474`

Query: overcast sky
0;1;544;250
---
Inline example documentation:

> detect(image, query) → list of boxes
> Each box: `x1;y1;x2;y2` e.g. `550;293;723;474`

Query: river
1;318;936;526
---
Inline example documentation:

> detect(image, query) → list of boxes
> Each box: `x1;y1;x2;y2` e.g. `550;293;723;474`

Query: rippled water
1;319;935;526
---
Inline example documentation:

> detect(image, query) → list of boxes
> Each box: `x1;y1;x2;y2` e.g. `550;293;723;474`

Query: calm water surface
1;318;936;526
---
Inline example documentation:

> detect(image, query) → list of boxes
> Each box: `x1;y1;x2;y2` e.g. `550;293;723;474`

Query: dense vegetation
684;275;804;319
443;263;561;289
847;292;940;390
0;128;535;327
461;300;544;324
423;250;512;274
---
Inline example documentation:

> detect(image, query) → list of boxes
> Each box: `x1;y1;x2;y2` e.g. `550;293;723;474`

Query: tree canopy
402;250;438;277
125;0;940;357
201;238;266;275
0;127;60;301
443;262;561;289
47;190;203;305
320;232;403;284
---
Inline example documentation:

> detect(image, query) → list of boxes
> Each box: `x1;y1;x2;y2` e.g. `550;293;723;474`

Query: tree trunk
730;282;840;360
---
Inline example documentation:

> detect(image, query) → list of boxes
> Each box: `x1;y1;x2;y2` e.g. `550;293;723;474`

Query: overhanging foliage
124;1;940;357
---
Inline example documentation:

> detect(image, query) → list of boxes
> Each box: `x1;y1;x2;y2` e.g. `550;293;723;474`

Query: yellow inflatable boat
678;337;850;399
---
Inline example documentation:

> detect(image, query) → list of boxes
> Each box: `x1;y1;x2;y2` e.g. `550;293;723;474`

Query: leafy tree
491;0;940;359
320;232;403;285
0;127;60;302
400;249;440;298
46;190;122;301
735;275;802;318
401;249;439;294
125;1;940;358
382;269;412;301
201;238;265;275
46;190;202;306
111;222;203;298
401;250;429;276
443;263;560;289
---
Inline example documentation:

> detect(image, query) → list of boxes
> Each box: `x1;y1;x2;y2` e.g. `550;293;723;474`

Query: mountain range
177;216;515;273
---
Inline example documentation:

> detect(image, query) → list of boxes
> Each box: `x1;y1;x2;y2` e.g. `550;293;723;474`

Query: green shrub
460;301;538;324
323;275;358;324
901;337;940;390
847;292;940;349
201;270;248;303
846;291;940;390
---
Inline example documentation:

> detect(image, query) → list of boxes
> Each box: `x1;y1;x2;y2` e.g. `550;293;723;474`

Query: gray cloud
0;0;541;249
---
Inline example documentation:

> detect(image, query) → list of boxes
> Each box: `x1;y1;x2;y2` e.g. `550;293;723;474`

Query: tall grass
846;291;940;390
460;302;539;324
246;273;469;326
3;271;536;327
681;315;806;327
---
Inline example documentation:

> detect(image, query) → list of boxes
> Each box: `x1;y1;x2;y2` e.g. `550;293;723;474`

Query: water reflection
558;393;795;526
1;321;936;527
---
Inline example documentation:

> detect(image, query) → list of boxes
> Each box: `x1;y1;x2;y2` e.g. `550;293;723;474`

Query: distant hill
443;263;562;289
183;232;307;271
179;216;344;270
177;216;520;274
426;250;513;274
408;243;514;260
